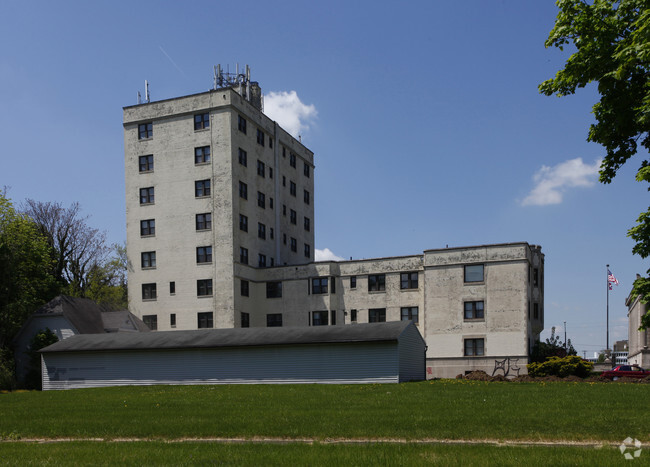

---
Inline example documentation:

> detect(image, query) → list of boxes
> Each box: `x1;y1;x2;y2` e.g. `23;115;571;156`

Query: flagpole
606;264;609;354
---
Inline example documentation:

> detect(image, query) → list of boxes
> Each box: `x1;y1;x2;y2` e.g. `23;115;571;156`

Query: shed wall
397;324;426;382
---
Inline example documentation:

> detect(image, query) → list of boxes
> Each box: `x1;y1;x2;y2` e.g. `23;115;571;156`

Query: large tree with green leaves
540;0;650;327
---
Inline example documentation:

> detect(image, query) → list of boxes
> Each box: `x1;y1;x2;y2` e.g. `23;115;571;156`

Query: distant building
626;287;649;367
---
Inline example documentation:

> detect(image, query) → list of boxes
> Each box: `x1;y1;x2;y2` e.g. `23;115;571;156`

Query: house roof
40;321;415;353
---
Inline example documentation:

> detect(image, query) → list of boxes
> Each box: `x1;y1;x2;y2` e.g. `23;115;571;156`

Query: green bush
527;355;593;378
24;328;58;390
0;348;16;390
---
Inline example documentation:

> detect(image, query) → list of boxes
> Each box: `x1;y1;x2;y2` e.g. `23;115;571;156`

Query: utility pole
564;321;567;348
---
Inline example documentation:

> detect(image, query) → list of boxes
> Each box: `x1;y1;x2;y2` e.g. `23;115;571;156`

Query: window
269;197;274;209
258;254;267;267
369;308;386;323
289;152;296;168
464;264;484;283
368;274;386;292
283;234;287;245
256;129;265;146
266;313;282;327
170;282;175;295
194;113;209;130
198;312;213;328
312;277;328;294
534;303;539;320
266;281;282;298
195;179;210;197
197;279;213;296
142;283;157;300
139;154;153;172
269;168;273;179
140;187;154;204
533;268;539;287
350;276;357;289
331;310;336;325
270;228;274;239
141;251;156;269
257;191;265;208
196;246;212;263
350;309;358;322
239;181;248;199
303;190;310;205
238;115;247;134
312;310;328;326
282;176;286;187
140;219;155;236
401;306;419;324
239;214;248;232
138;122;152;140
196;213;212;231
195;146;210;164
239;148;247;166
170;313;176;328
290;181;296;196
304;217;310;232
241;312;250;328
241;279;249;297
240;247;248;264
283;204;287;216
304;162;310;177
257;160;265;177
464;301;484;320
290;237;297;252
269;137;273;148
464;338;485;356
304;243;310;258
400;272;418;289
143;315;158;331
282;147;286;158
290;209;297;224
258;222;266;240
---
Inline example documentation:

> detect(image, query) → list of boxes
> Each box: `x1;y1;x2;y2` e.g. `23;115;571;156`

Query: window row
137;113;210;142
141;279;214;300
310;272;420;294
144;311;213;330
239;243;310;266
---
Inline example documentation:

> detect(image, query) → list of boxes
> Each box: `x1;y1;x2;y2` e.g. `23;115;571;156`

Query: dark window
240;247;248;264
291;237;297;252
140;187;154;204
464;301;485;320
312;277;328;294
239;148;247;166
195;146;210;164
282;147;286;158
258;254;267;268
464;338;485;356
270;228;274;239
141;251;156;269
290;181;296;196
283;234;287;245
304;217;310;232
331;277;336;294
283;204;287;216
256;129;265;146
304;243;310;258
312;310;328;326
196;246;212;263
331;310;336;325
534;303;539;319
241;279;249;297
139;154;153;172
369;308;386;323
269;137;273;148
266;281;282;298
197;279;213;296
143;315;157;331
350;309;358;322
282;176;286;187
257;191;265;208
239;214;248;232
194;113;209;130
533;268;539;287
198;312;213;328
138;122;152;140
241;312;250;328
170;313;176;327
266;313;282;327
269;168;273;179
257;160;265;177
290;152;296;168
258;222;266;240
304;162;310;177
142;283;157;300
140;219;155;236
196;213;212;231
400;272;418;289
368;274;386;292
465;265;484;283
269;197;274;209
350;276;357;289
170;282;175;295
303;190;310;204
195;179;210;197
401;306;419;324
239;181;248;199
290;209;297;224
238;115;247;134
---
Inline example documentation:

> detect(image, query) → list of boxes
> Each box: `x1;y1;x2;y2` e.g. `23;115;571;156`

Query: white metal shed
40;321;425;390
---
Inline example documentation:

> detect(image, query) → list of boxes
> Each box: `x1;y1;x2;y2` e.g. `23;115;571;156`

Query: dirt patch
455;371;650;383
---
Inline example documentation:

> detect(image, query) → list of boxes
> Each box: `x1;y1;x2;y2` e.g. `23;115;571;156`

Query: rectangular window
139;154;153;172
304;162;310;177
170;313;176;328
331;277;336;294
142;283;157;300
304;217;310;232
290;209;297;224
258;254;267;268
140;219;155;236
239;181;248;199
197;279;213;297
266;281;282;298
238;148;247;166
331;310;336;325
256;129;265;146
240;247;248;265
141;251;156;269
257;191;265;208
290;181;296;196
312;277;328;294
464;338;485;356
195;179;210;197
269;197;274;209
239;214;248;232
170;282;175;295
241;312;250;328
283;234;287;245
258;222;266;240
368;274;386;292
312;310;328;326
290;237;297;252
350;309;357;322
140;187;154;204
464;264;484;283
266;313;282;327
290;152;296;168
257;160;265;177
303;190;310;205
195;146;210;164
196;246;212;263
283;204;287;216
282;176;286;187
198;312;213;329
304;243;310;258
534;303;539;319
350;276;357;289
533;268;539;287
194;113;209;130
400;272;418;289
401;306;419;324
241;279;249;297
143;315;158;331
464;301;485;320
270;227;274;239
238;115;247;134
369;308;386;323
196;213;212;231
269;168;273;179
138;122;152;140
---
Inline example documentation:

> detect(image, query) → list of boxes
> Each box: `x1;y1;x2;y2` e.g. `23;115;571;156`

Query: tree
531;326;578;362
85;243;129;309
540;0;650;327
24;328;58;390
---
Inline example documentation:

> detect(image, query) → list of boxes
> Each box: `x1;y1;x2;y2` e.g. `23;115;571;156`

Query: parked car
601;365;650;380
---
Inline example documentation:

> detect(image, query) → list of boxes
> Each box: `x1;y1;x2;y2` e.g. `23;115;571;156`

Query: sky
1;0;646;357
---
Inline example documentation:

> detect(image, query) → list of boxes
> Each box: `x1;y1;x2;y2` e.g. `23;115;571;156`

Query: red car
601;365;650;380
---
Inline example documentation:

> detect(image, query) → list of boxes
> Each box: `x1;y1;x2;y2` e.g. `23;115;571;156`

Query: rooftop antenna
213;66;217;90
137;91;141;105
145;80;150;103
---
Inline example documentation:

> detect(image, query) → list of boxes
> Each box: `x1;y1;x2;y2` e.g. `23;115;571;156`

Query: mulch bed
454;370;650;383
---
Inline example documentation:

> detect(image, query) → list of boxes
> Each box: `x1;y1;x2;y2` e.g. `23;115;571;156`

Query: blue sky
1;0;646;356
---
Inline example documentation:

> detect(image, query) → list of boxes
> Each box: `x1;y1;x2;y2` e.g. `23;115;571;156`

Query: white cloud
315;248;344;262
264;91;317;138
521;157;601;206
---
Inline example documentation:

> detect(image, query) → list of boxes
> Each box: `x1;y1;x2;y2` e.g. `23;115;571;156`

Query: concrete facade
626;291;650;367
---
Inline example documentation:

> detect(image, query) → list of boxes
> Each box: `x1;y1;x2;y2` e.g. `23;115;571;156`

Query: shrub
527;355;593;378
24;328;58;390
0;348;16;390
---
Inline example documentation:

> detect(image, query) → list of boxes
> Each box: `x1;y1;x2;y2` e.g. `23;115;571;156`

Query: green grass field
0;380;648;465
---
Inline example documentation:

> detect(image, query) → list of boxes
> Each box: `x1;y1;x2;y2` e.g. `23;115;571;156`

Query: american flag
608;269;619;287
